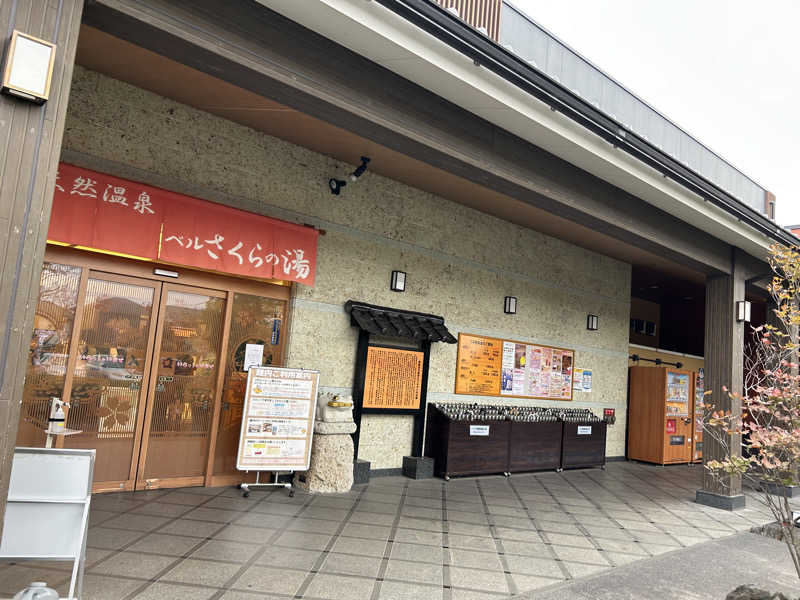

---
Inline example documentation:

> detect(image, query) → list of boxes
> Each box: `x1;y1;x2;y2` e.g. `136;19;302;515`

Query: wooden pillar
697;250;746;510
0;0;83;537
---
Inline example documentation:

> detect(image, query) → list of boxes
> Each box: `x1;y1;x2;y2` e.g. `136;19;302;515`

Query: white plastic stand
238;470;294;498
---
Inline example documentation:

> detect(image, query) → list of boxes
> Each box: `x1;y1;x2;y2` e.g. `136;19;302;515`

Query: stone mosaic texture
62;66;632;467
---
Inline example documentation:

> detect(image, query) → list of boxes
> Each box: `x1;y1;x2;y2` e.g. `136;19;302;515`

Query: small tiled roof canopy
345;300;457;344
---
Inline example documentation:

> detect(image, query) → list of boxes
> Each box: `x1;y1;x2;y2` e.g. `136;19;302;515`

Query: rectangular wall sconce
504;296;517;314
154;268;179;278
587;314;599;330
736;300;751;323
2;30;57;103
390;270;406;292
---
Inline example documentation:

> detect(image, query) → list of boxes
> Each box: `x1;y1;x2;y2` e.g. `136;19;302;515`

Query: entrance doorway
16;247;290;492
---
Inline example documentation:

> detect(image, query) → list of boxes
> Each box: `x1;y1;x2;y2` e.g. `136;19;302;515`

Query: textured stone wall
61;66;632;467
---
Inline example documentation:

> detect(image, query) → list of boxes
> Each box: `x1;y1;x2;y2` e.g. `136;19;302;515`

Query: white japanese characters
59;170;155;217
163;234;311;280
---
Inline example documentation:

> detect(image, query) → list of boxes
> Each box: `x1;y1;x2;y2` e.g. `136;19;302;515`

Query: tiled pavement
0;461;788;600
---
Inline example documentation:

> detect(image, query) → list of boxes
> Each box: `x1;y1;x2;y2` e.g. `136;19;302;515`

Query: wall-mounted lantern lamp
1;30;57;104
504;296;517;314
587;314;599;331
390;270;406;292
736;300;751;323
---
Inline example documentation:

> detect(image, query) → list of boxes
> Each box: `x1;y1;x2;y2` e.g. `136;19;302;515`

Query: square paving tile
130;582;219;599
130;501;194;518
89;551;177;579
511;573;564;593
543;532;596;549
448;548;503;570
287;517;342;534
393;528;443;547
232;565;307;596
447;521;494;537
273;531;332;550
350;511;396;526
503;554;564;579
158;518;226;538
561;560;613;578
398;517;445;532
449;566;509;593
340;522;393;539
304;573;376;600
87;526;147;550
159;491;214;506
591;537;648;555
357;501;401;515
213;524;276;542
161;558;242;587
98;513;171;532
320;552;382;578
385;558;443;585
191;539;260;563
182;507;245;523
331;535;388;557
446;533;495;552
79;574;148;600
256;546;322;569
378;580;443;600
128;532;204;556
551;545;609;565
391;541;444;563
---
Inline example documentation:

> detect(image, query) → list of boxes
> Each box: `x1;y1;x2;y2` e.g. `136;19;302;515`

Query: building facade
0;0;793;526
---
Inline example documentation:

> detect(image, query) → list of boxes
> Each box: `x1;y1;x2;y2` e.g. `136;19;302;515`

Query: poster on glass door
236;366;319;472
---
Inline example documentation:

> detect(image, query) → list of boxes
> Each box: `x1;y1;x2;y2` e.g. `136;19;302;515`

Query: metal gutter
375;0;795;248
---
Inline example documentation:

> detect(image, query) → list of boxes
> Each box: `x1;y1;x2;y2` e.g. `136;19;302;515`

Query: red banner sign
48;163;318;285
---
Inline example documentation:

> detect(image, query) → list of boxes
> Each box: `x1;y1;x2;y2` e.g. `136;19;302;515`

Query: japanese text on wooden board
455;333;574;401
48;163;318;285
363;347;424;410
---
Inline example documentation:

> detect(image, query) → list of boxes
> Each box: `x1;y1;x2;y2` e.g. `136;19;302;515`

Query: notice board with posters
236;366;319;472
455;333;574;401
363;346;424;410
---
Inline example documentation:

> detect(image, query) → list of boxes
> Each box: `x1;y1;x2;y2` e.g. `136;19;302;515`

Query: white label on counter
470;425;490;436
577;426;592;435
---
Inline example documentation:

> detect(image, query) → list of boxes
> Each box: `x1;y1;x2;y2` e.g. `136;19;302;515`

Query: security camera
329;178;347;195
349;156;371;182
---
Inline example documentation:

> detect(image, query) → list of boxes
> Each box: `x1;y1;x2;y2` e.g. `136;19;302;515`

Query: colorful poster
573;368;584;391
455;334;503;395
582;369;592;392
455;334;575;401
236;366;319;471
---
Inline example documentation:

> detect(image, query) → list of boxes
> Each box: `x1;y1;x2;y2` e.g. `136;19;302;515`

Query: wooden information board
455;333;574;401
236;366;319;471
363;346;424;410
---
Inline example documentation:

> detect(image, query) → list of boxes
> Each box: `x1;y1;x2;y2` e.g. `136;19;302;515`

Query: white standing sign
0;448;95;600
236;366;319;472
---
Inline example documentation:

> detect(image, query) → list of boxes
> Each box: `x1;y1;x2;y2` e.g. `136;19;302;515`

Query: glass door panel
139;286;225;487
17;263;82;448
214;293;287;477
63;275;158;489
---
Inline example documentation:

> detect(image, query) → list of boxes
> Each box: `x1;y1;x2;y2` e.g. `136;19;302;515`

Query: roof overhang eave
256;0;794;261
